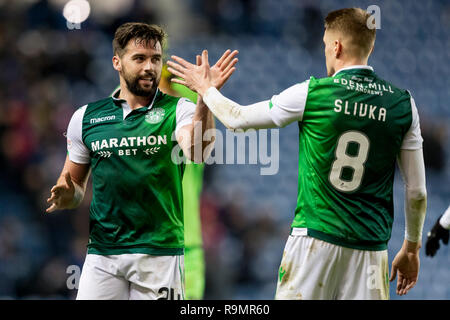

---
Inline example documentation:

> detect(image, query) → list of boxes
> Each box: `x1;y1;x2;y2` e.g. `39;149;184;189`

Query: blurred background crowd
0;0;449;299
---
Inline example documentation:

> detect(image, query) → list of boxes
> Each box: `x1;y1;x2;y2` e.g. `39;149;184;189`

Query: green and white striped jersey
268;66;423;250
66;88;196;255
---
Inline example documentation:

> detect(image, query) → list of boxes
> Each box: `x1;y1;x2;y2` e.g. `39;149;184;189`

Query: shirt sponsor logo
91;135;167;152
145;108;165;124
90;115;116;124
333;78;394;96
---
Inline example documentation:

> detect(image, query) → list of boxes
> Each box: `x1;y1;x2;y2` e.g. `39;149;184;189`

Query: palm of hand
167;49;238;94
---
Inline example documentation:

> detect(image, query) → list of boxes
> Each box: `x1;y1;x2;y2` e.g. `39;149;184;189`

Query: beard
122;67;160;98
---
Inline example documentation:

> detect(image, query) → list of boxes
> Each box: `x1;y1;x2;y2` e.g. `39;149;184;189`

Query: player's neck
118;85;154;110
334;58;368;74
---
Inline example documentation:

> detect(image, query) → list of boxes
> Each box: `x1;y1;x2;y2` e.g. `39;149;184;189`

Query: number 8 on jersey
329;131;370;193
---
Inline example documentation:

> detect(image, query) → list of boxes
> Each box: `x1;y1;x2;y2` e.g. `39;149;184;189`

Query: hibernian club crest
145;108;165;124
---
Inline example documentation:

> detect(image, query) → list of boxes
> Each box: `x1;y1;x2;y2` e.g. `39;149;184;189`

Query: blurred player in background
168;8;427;299
160;64;206;300
45;22;237;299
425;205;450;257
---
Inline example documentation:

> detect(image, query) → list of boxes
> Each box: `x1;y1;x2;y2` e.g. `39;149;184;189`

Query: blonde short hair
325;8;376;59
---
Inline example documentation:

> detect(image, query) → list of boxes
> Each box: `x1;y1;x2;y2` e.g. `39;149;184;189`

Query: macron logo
90;115;116;124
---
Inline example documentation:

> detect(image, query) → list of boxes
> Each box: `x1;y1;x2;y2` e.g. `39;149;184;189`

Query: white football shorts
76;253;184;300
275;228;389;300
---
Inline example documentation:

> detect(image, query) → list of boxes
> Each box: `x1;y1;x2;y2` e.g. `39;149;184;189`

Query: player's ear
334;40;342;58
112;55;122;72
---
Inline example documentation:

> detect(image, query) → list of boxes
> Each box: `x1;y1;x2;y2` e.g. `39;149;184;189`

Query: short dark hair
113;22;166;57
324;8;376;58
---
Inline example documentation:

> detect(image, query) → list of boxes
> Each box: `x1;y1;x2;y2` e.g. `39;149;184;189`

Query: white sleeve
397;148;427;242
268;80;309;127
439;206;450;230
67;105;90;164
201;81;309;131
202;88;275;130
400;96;423;150
175;97;196;136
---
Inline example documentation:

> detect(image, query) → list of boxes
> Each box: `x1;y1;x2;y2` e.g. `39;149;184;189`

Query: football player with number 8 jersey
167;8;427;299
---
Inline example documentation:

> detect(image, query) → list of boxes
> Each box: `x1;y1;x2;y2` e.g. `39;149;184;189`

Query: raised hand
167;49;238;96
209;49;239;90
46;171;76;213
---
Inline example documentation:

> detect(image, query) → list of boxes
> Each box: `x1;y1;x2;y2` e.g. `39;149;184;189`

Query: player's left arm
398;97;427;247
390;95;427;295
390;148;427;295
176;97;215;163
176;50;238;162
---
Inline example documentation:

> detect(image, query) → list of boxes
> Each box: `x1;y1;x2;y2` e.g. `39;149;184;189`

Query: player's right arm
46;156;90;213
46;105;91;213
167;51;308;130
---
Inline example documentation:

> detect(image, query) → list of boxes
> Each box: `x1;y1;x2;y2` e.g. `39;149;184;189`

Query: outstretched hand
209;49;239;90
167;49;238;96
46;171;75;213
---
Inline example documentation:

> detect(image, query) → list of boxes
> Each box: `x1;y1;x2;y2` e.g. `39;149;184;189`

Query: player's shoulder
158;91;179;103
68;104;88;127
70;97;116;126
375;74;412;98
83;96;114;114
375;76;416;114
308;75;333;87
276;79;311;96
73;104;88;114
156;91;194;109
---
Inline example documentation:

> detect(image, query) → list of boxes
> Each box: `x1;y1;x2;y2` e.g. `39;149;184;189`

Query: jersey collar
111;87;160;110
333;65;374;77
